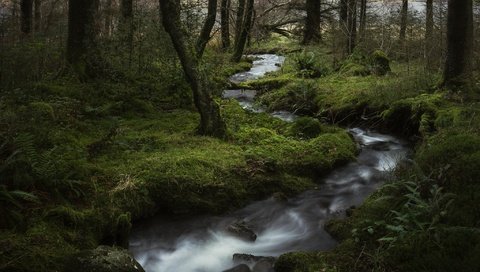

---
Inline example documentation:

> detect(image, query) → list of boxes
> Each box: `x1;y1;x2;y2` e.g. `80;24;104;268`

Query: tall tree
34;0;41;32
104;0;114;36
231;0;254;62
442;0;473;91
233;0;246;49
159;0;227;138
399;0;408;43
346;0;357;54
339;0;348;57
120;0;134;66
66;0;100;78
425;0;434;68
195;0;218;57
20;0;33;34
302;0;321;44
358;0;367;42
220;0;231;49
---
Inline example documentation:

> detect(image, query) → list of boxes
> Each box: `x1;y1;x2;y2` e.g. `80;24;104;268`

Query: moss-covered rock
64;246;145;272
289;117;322;139
370;50;391;76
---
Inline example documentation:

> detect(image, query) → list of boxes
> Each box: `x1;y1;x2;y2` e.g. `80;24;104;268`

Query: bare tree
358;0;366;42
195;0;217;57
399;0;408;43
221;0;231;49
233;0;246;49
20;0;33;34
231;0;254;62
303;0;321;44
346;0;356;54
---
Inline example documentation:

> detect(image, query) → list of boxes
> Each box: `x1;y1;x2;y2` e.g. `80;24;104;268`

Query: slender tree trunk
346;0;357;54
233;0;246;49
221;0;231;49
120;0;134;67
399;0;408;43
425;0;434;68
442;0;473;91
339;0;348;57
303;0;321;44
196;0;217;57
67;0;100;78
159;0;227;138
20;0;33;34
359;0;366;42
34;0;41;32
231;0;254;62
104;0;113;36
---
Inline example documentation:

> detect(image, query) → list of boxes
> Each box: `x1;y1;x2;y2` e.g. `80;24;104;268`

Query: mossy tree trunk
195;0;218;57
358;0;366;42
339;0;348;58
66;0;100;79
442;0;474;92
233;0;246;49
20;0;33;34
34;0;41;32
425;0;434;68
302;0;321;44
220;0;231;49
399;0;408;44
346;0;356;54
231;0;254;62
120;0;134;67
159;0;227;138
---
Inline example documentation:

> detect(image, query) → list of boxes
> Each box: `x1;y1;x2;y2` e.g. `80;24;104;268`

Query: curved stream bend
129;55;411;272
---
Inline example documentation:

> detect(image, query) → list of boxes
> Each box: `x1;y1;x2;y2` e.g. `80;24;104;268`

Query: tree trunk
399;0;408;43
359;0;366;42
66;0;100;78
196;0;217;57
221;0;231;49
34;0;41;32
104;0;113;37
231;0;254;62
346;0;356;54
442;0;473;91
233;0;246;49
20;0;33;34
425;0;433;68
120;0;134;66
159;0;227;138
302;0;321;44
339;0;348;58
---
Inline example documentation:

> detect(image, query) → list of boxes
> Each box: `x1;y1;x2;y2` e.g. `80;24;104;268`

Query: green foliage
289;117;323;139
292;50;331;78
369;50;391;76
259;80;319;115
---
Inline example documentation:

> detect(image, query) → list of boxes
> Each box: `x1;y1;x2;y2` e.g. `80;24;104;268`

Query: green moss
370;50;391;76
288;117;323;139
340;62;370;77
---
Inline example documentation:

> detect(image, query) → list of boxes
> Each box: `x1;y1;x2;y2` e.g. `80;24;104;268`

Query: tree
221;0;231;49
425;0;433;68
233;0;246;49
358;0;367;42
442;0;474;91
339;0;348;57
20;0;33;34
34;0;41;32
399;0;408;44
66;0;100;78
195;0;218;57
303;0;321;44
120;0;134;66
231;0;254;62
159;0;227;138
346;0;356;54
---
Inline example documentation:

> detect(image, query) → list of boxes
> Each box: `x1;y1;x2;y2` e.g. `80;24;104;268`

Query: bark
159;0;227;138
442;0;473;90
34;0;41;32
399;0;408;43
221;0;231;49
425;0;433;67
20;0;33;34
233;0;246;49
346;0;356;54
339;0;348;57
359;0;366;42
120;0;134;66
196;0;217;57
104;0;113;36
302;0;321;44
66;0;100;78
231;0;254;62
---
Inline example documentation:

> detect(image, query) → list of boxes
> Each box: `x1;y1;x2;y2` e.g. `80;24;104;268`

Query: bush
292;50;331;78
289;117;322;139
370;50;391;76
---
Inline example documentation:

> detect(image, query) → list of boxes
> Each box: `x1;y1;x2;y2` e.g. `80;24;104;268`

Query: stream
129;54;411;272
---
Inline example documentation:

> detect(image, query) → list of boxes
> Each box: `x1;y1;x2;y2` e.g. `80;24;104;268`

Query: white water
129;55;410;272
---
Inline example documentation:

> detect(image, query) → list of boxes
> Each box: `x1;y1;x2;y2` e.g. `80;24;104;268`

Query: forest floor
1;39;480;272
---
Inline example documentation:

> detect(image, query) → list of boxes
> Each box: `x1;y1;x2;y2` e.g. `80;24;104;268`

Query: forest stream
129;55;411;272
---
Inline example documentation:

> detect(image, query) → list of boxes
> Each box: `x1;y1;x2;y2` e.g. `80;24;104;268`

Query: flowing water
129;54;411;272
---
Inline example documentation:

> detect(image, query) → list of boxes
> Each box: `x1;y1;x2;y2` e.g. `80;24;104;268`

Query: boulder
227;221;257;242
223;264;251;272
252;259;275;272
64;245;145;272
